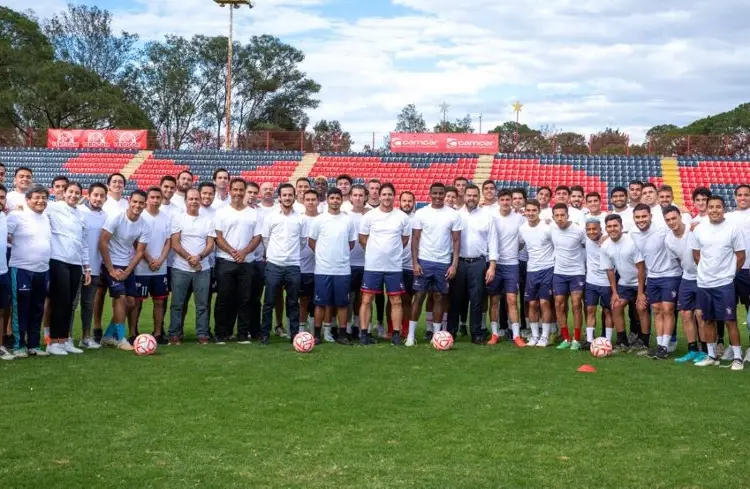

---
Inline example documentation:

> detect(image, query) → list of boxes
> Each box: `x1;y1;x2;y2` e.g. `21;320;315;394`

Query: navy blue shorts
403;269;415;295
314;274;350;307
525;267;554;302
0;272;10;309
646;276;680;304
616;284;638;302
102;265;137;298
677;279;698;312
734;269;750;306
300;273;315;298
362;270;404;295
487;264;520;295
553;274;585;296
134;274;169;299
350;266;364;292
585;283;611;309
698;283;736;321
413;260;449;294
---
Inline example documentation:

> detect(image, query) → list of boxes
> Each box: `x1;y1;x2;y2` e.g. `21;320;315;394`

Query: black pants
49;259;82;339
249;261;265;338
262;263;301;338
214;258;253;339
448;258;486;338
79;276;99;335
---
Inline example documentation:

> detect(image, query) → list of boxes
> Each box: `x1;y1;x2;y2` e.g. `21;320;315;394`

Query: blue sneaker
675;351;701;364
692;351;708;364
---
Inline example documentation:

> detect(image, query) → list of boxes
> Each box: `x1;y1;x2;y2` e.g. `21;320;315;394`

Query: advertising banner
47;129;148;149
389;132;498;154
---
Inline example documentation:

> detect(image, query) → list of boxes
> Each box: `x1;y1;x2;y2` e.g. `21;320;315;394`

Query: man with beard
171;170;194;211
211;168;230;210
609;187;635;233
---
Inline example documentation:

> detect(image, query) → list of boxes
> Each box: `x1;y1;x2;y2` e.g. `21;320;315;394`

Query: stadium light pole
512;101;523;152
215;0;253;150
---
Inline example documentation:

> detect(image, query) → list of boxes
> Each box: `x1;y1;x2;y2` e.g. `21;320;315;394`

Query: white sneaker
527;336;539;347
0;346;14;360
61;341;83;354
668;340;678;353
695;356;719;367
721;347;736;361
47;343;68;356
731;359;744;371
117;339;134;351
744;349;750;364
101;336;118;347
405;336;416;347
323;332;336;343
13;348;28;358
28;347;50;357
520;328;532;340
80;338;101;349
536;336;549;348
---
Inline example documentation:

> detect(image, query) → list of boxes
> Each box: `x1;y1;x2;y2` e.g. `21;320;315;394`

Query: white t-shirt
550;224;586;276
102;195;128;217
199;206;217;267
0;213;7;274
541;205;585;226
6;190;26;211
212;192;230;210
458;206;494;259
102;212;150;267
341;201;353;213
299;214;317;274
46;201;88;267
611;207;635;233
665;228;697;281
309;212;357;275
630;225;681;278
691;219;745;288
519;221;555;272
360;208;411;272
347;210;366;268
648;204;666;228
135;210;172;276
599;235;644;287
171;213;216;273
728;209;750;270
7;210;51;273
215;206;261;264
262;208;306;267
412;205;462;264
254;204;276;261
292;201;306;214
489;210;525;265
171;193;186;212
402;213;416;270
585;238;610;287
585;213;608;228
79;204;108;276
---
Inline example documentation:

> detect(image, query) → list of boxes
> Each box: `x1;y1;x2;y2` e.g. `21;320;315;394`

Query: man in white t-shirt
628;180;643;208
639;183;666;228
159;176;179;219
453;176;469;210
585;192;607;227
365;179;381;210
410;183;462;343
609;186;635;233
214;178;262;344
198;182;218;331
99;189;150;351
480;180;497;208
168;188;216;344
298;189;319;336
211;168;230;210
6;167;32;211
729;184;750;356
570;186;585;213
102;172;129;216
78;183;108;349
293;177;310;214
134;187;172;344
171;170;194;211
336;174;354;213
346;184;369;340
309;188;356;344
583;219;613;348
692;196;746;369
397;190;416;341
536;186;552;217
541;185;585;226
360;183;411;345
245;181;267;340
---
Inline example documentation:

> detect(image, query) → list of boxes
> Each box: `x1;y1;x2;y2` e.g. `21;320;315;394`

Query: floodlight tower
214;0;253;150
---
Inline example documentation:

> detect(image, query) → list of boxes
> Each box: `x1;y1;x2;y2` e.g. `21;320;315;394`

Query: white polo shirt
412;205;462;264
347;210;366;268
599;235;644;287
102;211;150;267
550;224;586;276
309;212;356;275
215;205;261;264
47;201;89;267
585;238;610;287
665;228;697;281
262;208;306;267
489;210;525;265
691;218;745;288
360;207;411;273
630;225;681;278
457;206;494;259
8;209;52;273
519;221;555;272
102;195;128;217
135;209;172;276
171;212;216;273
299;213;317;274
79;203;108;276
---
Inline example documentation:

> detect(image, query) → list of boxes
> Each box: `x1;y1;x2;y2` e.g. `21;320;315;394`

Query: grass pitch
1;302;750;488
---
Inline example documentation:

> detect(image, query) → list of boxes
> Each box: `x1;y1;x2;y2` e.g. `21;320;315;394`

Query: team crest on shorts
671;290;677;298
727;307;733;316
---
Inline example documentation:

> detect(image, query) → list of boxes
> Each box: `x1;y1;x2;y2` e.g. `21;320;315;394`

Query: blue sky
5;0;749;147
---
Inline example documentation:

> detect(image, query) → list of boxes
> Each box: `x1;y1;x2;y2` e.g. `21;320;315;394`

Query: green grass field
2;301;750;488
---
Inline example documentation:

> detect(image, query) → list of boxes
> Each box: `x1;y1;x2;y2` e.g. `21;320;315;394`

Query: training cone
577;364;597;373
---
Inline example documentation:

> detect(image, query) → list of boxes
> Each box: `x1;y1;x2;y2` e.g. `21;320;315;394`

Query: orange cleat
513;336;527;348
487;334;500;345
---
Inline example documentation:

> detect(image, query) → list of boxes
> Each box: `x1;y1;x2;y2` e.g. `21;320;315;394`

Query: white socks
605;327;613;342
432;322;441;334
707;343;716;358
511;323;520;339
490;321;499;336
408;321;417;339
530;322;540;340
541;323;551;339
586;327;594;343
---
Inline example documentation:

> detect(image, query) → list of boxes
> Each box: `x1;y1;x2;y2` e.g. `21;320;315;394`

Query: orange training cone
577;364;597;373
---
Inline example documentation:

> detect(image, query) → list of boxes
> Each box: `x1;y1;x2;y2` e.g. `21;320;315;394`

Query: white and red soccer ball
293;332;315;353
432;331;454;351
590;337;612;358
133;334;157;356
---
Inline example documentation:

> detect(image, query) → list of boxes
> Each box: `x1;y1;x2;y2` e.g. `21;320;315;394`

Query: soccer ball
432;331;454;351
133;334;157;356
293;332;315;353
590;337;612;358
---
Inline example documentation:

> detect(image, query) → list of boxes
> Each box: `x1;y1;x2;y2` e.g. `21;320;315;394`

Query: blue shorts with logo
102;265;137;298
698;283;736;321
413;260;449;294
300;273;315;299
646;276;680;304
524;267;554;302
677;278;698;312
734;269;750;306
350;266;364;292
362;270;404;295
487;263;520;295
403;269;415;295
553;274;585;296
314;274;350;307
585;283;611;309
134;274;169;299
0;272;10;309
616;284;638;302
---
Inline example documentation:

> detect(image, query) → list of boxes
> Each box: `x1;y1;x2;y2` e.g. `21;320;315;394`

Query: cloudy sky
5;0;749;145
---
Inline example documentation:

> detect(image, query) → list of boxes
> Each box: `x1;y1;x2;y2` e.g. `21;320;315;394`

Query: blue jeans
262;262;301;338
169;269;211;338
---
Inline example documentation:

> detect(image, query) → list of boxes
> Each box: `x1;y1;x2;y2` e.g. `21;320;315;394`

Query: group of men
0;162;747;371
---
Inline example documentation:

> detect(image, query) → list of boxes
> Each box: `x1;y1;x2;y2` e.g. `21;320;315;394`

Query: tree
194;35;235;149
395;104;427;133
488;121;550;153
554;131;588;154
43;4;138;84
590;127;629;155
434;114;473;133
311;119;352;152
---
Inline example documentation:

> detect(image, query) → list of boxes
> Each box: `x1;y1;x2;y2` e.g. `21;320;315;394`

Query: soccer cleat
80;338;101;349
731;359;744;371
675;351;702;364
168;336;181;346
580;341;592;351
721;347;736;361
376;324;386;338
28;347;49;357
556;340;571;350
536;336;549;348
513;336;527;348
391;332;402;346
570;340;581;351
694;356;719;367
117;339;134;351
0;346;14;361
612;343;629;354
359;333;376;346
336;336;353;346
527;337;539;347
424;331;434;342
101;336;118;348
12;348;28;358
275;326;289;338
629;339;648;356
692;352;708;364
487;334;500;346
61;342;83;354
323;331;336;343
405;336;416;347
645;347;659;359
46;343;68;356
654;346;669;360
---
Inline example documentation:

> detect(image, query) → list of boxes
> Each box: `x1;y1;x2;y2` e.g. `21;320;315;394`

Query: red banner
390;132;498;154
47;129;148;149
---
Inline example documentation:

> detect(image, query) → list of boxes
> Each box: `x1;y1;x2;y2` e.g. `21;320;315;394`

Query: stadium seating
678;156;750;209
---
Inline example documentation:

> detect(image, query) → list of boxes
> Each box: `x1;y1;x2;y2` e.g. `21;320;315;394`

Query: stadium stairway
472;155;494;184
122;150;153;179
660;157;684;206
289;152;319;182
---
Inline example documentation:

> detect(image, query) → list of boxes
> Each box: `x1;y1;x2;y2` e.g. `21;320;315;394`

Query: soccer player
159;176;179;218
214;178;262;344
50;175;69;201
453;176;468;210
366;179;381;209
6;167;32;211
444;186;458;209
691;187;710;223
172;170;194;211
664;206;705;364
360;183;410;345
628;180;643;208
293;177;310;213
46;182;90;356
212;168;230;209
609;186;635;232
512;188;529;335
481;180;497;208
543;185;585;226
314;176;328;208
691;196;746;370
365;178;386;335
78;182;107;349
7;185;52;358
729;184;750;361
336;174;353;212
570;185;585;211
536;186;552;215
245;181;266;339
410;182;462;341
99;189;150;351
600;214;650;352
583;219;613;347
398;190;416;342
258;182;285;337
134;187;171;343
309;188;356;344
585;192;607;226
487;189;526;346
347;184;368;339
168;188;216;344
449;184;495;344
261;183;306;344
631;203;682;358
299;190;319;337
549;203;586;350
102;172;128;216
639;183;665;228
